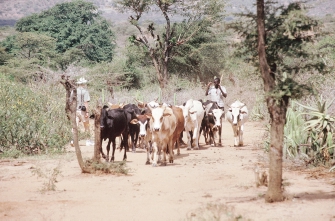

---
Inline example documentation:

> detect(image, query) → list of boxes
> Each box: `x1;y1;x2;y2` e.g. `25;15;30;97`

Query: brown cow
147;104;176;166
171;106;185;155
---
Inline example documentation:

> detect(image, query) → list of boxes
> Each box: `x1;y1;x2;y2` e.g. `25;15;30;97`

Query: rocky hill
0;0;334;26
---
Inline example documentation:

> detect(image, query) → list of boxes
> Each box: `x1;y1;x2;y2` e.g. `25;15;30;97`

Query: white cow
226;100;249;146
179;99;205;150
148;104;177;166
137;115;152;165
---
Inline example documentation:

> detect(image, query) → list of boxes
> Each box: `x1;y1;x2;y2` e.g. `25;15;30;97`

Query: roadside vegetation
0;0;334;175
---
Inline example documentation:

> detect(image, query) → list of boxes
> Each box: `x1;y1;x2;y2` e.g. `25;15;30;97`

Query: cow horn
134;98;144;105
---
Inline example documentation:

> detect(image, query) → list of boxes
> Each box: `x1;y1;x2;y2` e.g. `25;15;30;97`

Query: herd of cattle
99;99;249;166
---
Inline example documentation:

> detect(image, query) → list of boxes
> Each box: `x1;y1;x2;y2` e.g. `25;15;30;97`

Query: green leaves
14;1;115;64
297;96;335;164
0;74;71;155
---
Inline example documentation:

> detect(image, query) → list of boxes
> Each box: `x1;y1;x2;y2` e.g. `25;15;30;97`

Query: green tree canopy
15;0;115;63
115;0;226;88
229;2;324;78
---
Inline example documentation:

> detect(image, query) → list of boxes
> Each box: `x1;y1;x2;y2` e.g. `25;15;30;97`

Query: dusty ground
1;120;335;221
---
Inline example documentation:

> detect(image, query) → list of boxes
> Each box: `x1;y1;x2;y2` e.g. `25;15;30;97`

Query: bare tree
115;0;225;90
60;76;91;173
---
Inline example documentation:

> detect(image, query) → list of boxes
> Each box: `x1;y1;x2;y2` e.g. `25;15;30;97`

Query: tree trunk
60;77;91;173
257;0;287;202
265;98;288;202
93;103;102;162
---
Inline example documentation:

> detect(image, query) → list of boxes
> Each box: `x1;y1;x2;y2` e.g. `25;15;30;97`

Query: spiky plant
284;101;308;158
297;96;335;165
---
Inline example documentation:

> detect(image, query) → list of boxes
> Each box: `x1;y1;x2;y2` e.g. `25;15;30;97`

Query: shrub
0;74;71;155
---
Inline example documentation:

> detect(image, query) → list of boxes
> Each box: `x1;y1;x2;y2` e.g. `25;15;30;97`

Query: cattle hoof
211;144;214;147
161;162;167;166
152;163;157;167
194;147;199;150
187;147;191;150
145;161;150;165
169;159;173;163
132;150;136;153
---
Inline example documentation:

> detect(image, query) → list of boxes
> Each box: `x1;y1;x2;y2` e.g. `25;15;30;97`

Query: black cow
123;103;142;153
199;100;223;146
100;106;128;162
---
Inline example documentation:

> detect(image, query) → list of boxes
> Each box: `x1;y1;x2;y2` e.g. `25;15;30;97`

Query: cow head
229;103;247;125
150;106;171;132
137;115;151;137
108;102;125;109
208;108;224;130
181;99;198;126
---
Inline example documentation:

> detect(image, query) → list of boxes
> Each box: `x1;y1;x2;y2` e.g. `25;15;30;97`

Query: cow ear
229;108;232;112
145;114;151;119
130;119;138;124
119;103;125;108
240;111;247;114
127;109;134;114
208;113;213;116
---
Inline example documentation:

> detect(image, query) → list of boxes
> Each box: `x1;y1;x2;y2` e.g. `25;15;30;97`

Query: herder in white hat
75;77;94;146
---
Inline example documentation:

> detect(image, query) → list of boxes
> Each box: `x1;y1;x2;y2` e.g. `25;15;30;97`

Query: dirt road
1;121;334;221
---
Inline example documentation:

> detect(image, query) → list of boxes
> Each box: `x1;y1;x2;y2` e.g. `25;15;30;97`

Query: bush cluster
0;74;71;156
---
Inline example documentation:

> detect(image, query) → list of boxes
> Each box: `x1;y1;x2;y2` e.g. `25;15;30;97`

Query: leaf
295;102;318;112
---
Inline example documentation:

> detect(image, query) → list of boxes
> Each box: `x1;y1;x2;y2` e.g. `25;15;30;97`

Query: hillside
0;0;334;26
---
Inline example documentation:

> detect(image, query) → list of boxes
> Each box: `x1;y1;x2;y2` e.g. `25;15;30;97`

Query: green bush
0;74;71;155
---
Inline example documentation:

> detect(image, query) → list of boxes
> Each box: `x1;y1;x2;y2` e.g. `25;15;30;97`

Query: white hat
76;77;88;84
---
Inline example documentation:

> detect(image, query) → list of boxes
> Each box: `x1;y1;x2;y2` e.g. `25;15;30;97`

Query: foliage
230;2;323;72
0;74;71;155
0;46;13;65
284;101;308;158
268;72;314;102
84;159;130;175
168;22;226;81
115;0;226;88
14;0;115;63
228;1;325;104
31;161;62;192
297;96;335;164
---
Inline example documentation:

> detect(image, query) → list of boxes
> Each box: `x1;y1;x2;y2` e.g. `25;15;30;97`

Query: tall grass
0;73;72;156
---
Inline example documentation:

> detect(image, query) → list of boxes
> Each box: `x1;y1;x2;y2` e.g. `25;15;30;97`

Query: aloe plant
297;96;335;164
284;101;308;158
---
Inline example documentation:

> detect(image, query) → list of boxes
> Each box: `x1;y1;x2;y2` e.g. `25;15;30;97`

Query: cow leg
111;137;116;162
218;119;222;146
122;132;128;161
100;139;107;160
146;144;151;165
161;143;167;166
186;130;192;150
232;125;239;147
205;126;210;144
238;125;244;146
193;126;200;150
106;140;112;162
218;126;222;146
152;142;159;167
176;138;180;156
145;138;151;164
168;140;174;163
130;131;136;153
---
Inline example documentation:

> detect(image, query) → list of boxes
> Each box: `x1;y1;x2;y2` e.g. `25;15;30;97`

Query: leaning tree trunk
60;76;91;173
93;103;102;162
257;0;288;202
